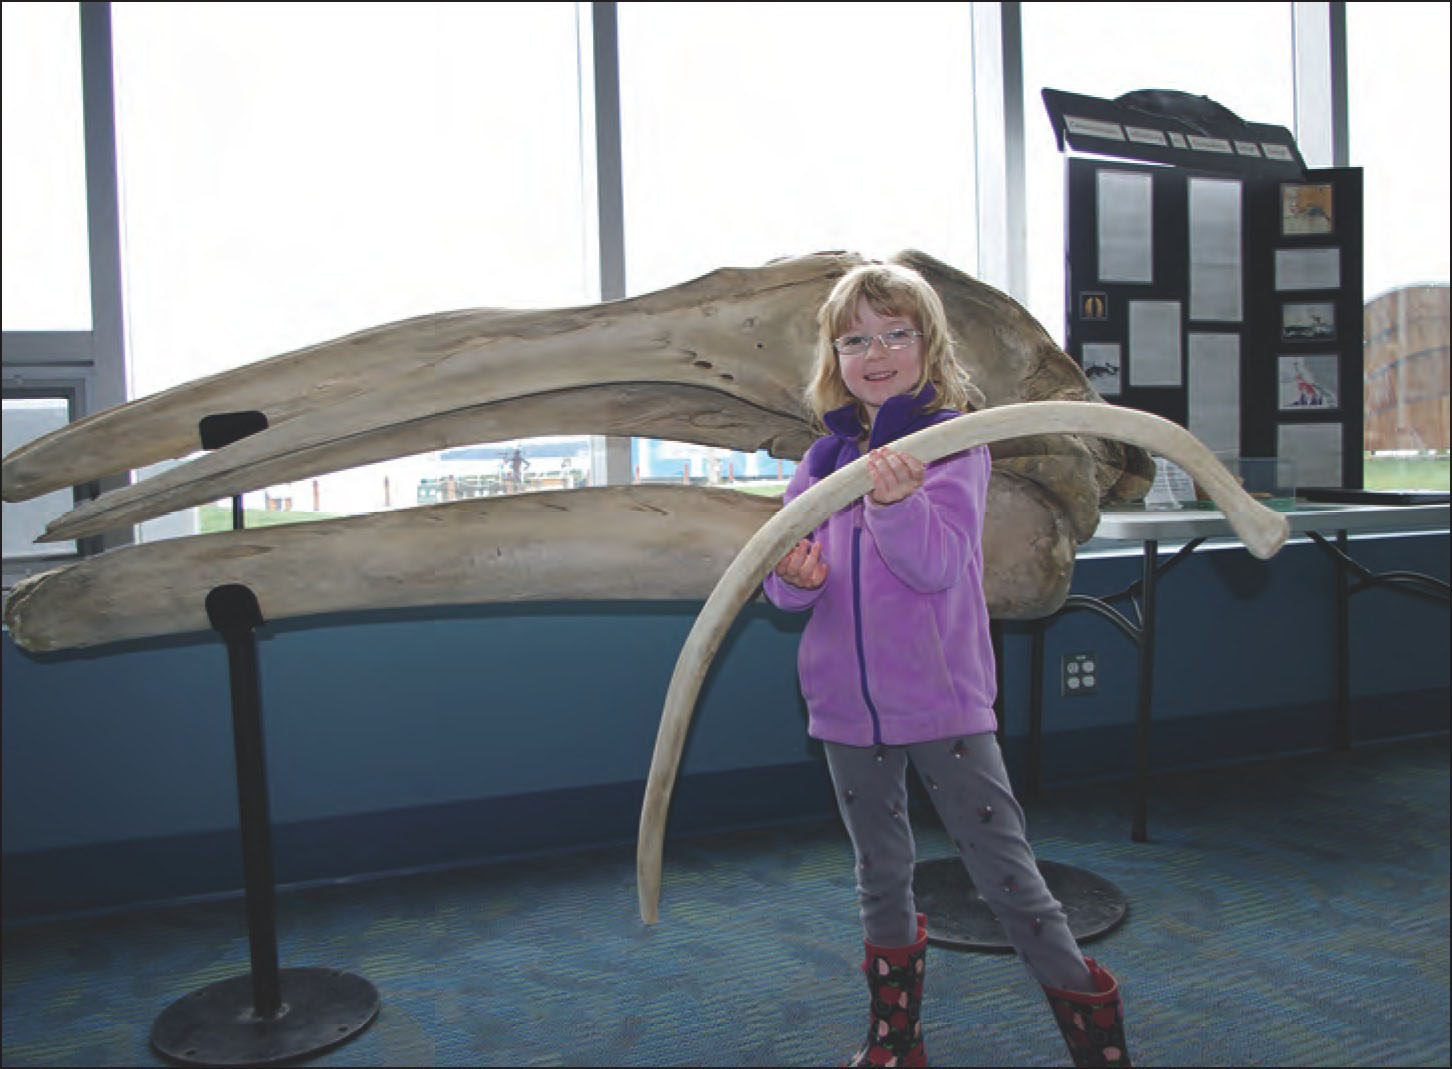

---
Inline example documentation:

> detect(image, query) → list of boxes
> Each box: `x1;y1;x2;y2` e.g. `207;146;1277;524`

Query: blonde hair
804;261;981;434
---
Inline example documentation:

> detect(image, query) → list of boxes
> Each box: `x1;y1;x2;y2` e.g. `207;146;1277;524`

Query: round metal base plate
151;967;378;1066
913;857;1128;951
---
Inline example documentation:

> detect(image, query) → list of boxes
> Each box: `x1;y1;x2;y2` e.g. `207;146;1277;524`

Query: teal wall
3;531;1447;921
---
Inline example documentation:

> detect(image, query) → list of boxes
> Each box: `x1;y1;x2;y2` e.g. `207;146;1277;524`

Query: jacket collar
810;383;945;478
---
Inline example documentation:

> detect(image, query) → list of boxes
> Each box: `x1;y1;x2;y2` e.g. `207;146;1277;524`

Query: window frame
10;2;1433;593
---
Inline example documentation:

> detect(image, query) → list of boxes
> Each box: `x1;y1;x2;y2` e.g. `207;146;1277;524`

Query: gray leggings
824;732;1092;992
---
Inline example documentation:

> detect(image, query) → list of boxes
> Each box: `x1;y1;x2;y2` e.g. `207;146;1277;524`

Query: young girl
763;262;1130;1068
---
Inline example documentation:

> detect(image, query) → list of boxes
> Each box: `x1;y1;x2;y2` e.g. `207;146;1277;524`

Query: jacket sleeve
762;458;827;613
862;445;989;592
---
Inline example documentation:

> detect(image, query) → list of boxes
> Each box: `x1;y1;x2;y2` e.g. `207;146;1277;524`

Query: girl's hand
774;538;828;589
866;446;924;505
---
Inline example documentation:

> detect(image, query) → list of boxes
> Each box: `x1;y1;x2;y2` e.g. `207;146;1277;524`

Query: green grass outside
729;481;788;497
198;504;345;533
1363;455;1450;491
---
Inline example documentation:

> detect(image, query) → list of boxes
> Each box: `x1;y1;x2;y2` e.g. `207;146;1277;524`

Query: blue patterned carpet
3;735;1448;1067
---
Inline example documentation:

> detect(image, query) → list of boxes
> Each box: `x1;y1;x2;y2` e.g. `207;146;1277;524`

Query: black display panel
1064;157;1364;490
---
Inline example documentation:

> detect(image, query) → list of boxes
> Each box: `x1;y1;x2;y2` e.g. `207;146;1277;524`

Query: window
617;1;977;485
2;397;80;561
1347;2;1450;491
618;2;977;294
2;4;95;586
1;2;91;331
8;1;1445;569
1020;2;1295;344
109;2;594;530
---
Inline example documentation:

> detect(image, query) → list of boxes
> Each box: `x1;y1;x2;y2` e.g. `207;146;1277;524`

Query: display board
1064;158;1364;490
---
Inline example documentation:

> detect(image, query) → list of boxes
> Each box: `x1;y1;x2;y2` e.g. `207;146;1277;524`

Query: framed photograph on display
1278;354;1340;411
1281;182;1334;235
1081;342;1122;396
1281;301;1336;341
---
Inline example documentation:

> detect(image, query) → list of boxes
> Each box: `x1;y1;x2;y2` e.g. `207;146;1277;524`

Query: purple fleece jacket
763;385;997;747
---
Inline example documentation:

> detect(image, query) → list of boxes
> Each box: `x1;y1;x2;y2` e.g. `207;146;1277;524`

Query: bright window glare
6;0;1447;540
618;1;977;295
112;1;592;400
1347;2;1450;482
1347;2;1450;300
109;2;594;531
1021;1;1295;343
1;1;91;330
617;1;974;485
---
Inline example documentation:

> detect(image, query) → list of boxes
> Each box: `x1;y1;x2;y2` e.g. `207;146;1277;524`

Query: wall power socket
1061;652;1099;696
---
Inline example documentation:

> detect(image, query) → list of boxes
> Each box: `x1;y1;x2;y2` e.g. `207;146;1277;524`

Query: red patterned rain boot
847;914;928;1067
1041;957;1131;1067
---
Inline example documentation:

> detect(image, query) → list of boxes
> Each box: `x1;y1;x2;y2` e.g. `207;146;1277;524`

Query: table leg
1132;540;1158;843
1306;525;1449;753
1028;618;1045;797
1334;528;1351;751
992;621;1006;753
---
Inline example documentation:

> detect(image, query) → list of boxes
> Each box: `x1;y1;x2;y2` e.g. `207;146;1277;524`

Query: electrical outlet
1061;652;1099;696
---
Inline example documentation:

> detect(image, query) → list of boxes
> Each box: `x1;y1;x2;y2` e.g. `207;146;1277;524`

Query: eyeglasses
832;328;922;357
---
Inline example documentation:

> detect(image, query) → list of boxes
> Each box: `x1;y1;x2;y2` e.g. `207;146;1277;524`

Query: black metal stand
935;510;1449;956
914;857;1128;951
151;415;377;1066
198;411;270;532
1025;538;1203;842
1023;518;1449;843
914;536;1203;952
916;623;1132;953
1304;529;1451;751
991;620;1006;750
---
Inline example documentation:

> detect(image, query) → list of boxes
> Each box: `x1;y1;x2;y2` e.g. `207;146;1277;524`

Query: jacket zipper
851;502;884;745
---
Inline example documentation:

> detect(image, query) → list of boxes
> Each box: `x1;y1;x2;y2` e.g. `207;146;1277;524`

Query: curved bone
4;250;1152;670
3;485;782;653
41;383;817;544
635;401;1288;924
12;250;1148;554
12;253;850;528
3;253;852;505
3;471;1080;654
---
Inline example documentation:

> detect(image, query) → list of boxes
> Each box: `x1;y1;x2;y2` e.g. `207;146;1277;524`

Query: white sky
5;3;1447;368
